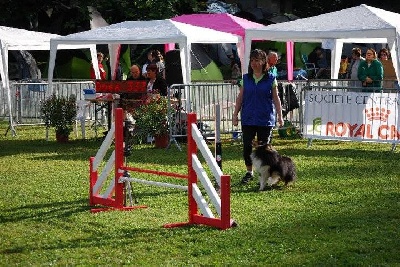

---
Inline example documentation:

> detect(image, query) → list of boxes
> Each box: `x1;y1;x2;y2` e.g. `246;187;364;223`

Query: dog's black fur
251;143;296;190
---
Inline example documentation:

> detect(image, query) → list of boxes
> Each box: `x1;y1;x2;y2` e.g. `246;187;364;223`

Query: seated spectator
120;65;146;111
146;63;168;96
126;64;145;80
142;50;155;78
308;46;329;78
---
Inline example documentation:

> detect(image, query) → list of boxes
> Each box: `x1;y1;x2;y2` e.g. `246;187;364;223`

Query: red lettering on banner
379;125;389;139
354;124;364;138
326;122;334;135
95;80;147;93
366;124;373;138
395;126;400;139
324;122;399;140
378;125;400;139
348;124;358;136
335;122;347;136
394;126;400;139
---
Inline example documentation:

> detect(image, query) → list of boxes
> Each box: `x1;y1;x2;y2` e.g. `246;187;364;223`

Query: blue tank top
241;73;276;126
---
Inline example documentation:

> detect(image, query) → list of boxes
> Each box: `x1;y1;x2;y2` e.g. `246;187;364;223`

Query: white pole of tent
180;42;191;112
0;42;16;136
48;41;58;95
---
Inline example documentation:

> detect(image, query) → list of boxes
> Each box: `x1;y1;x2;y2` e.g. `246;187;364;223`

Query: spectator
267;51;279;77
126;64;144;80
308;46;328;78
90;52;107;80
146;63;168;96
378;48;396;88
347;47;364;87
120;64;146;111
152;50;166;79
232;49;284;185
338;55;349;79
230;58;241;80
358;48;383;90
142;49;165;79
142;50;155;78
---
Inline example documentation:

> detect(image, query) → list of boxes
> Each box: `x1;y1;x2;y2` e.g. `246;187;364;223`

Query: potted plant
41;94;77;142
131;92;171;148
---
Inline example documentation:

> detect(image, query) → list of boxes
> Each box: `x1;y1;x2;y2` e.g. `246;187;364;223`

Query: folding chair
301;54;318;78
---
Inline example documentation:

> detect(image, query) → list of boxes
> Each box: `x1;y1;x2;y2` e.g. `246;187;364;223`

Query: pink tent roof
172;13;295;80
171;13;264;38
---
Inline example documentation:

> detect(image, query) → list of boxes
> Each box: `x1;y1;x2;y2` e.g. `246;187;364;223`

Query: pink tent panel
171;13;265;38
172;13;295;80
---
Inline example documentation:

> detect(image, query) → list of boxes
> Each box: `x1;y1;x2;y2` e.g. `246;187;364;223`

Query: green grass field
1;123;399;266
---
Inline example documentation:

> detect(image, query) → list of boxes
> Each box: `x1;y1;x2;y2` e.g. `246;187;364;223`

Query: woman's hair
151;50;163;62
146;63;159;72
352;47;362;57
248;49;268;74
378;48;390;59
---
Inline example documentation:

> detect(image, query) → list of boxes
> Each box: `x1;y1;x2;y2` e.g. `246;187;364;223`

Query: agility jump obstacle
89;108;235;230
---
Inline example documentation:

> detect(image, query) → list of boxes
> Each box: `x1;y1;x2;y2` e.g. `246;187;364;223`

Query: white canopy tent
244;4;400;82
48;19;240;94
0;25;97;136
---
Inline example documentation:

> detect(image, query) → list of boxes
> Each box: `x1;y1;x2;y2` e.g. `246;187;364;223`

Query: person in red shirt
90;52;107;80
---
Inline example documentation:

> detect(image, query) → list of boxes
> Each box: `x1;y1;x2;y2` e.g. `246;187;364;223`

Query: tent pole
0;42;16;136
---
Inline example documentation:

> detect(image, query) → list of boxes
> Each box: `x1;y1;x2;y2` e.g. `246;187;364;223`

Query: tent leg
4;120;16;137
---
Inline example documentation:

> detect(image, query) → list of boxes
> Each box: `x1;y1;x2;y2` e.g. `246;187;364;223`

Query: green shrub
41;94;77;136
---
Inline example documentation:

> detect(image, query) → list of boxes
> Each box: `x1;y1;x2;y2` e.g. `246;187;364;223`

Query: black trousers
242;125;273;167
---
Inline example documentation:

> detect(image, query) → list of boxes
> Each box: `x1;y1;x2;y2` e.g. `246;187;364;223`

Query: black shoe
241;172;253;184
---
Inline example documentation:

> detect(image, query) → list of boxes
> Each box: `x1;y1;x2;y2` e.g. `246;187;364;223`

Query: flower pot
154;134;169;148
56;132;70;143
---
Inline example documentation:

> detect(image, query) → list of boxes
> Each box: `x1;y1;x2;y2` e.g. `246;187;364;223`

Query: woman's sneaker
241;172;253;184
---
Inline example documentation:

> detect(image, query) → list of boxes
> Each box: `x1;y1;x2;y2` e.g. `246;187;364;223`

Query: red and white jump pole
89;108;235;230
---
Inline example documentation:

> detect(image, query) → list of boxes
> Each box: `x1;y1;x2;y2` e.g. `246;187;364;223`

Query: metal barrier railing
3;78;396;143
168;83;240;146
2;80;95;136
167;81;304;146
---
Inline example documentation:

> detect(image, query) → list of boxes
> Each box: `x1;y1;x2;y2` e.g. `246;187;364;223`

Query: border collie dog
250;142;296;191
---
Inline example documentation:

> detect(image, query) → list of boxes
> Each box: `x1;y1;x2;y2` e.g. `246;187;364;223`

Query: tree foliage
0;0;205;34
2;0;400;34
293;0;400;18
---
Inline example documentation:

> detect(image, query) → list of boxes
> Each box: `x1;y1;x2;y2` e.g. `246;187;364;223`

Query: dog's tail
282;156;297;185
284;169;297;185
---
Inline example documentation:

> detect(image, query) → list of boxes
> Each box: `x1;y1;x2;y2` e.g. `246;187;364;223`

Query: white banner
304;90;400;143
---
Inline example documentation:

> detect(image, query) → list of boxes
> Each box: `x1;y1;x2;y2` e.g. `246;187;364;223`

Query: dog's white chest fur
251;153;272;191
250;153;263;171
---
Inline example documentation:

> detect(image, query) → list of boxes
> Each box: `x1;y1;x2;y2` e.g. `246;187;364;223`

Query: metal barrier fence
1;80;94;136
167;81;305;145
3;78;397;145
168;83;236;144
